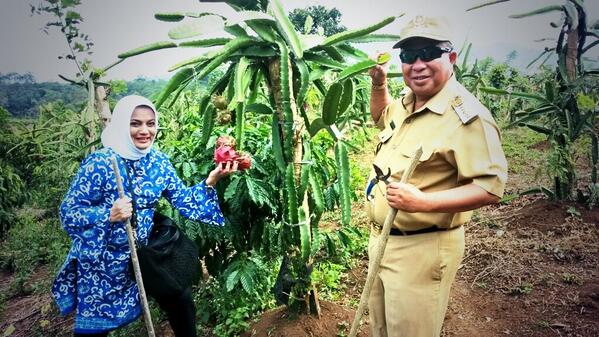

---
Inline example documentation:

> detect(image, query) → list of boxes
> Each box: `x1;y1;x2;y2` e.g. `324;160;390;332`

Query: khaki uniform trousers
368;226;465;337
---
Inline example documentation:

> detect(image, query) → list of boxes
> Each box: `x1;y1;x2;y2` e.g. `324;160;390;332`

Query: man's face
400;38;456;102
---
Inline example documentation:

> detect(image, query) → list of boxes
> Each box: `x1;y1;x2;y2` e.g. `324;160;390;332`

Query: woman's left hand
206;160;238;187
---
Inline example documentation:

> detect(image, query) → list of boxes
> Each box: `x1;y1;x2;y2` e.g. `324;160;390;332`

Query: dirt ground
241;196;599;337
2;132;599;337
1;197;598;336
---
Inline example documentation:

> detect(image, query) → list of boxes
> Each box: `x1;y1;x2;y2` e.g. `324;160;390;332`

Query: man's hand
386;182;431;213
110;196;133;222
368;51;393;123
386;183;501;214
368;51;390;86
206;160;239;187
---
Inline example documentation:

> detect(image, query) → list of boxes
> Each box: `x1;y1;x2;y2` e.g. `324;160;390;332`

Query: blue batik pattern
52;147;223;333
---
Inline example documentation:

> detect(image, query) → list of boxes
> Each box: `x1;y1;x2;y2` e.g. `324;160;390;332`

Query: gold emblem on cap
413;15;427;27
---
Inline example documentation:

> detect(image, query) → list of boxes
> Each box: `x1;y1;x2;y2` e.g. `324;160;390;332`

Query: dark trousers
74;287;197;337
154;287;197;337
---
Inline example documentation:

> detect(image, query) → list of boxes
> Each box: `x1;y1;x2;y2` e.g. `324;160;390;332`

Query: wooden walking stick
348;146;423;337
111;157;156;337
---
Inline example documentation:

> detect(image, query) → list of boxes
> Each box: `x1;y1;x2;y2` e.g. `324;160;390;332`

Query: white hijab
101;95;159;160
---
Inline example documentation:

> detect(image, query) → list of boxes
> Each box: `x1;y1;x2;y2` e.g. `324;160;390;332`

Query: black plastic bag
132;213;200;301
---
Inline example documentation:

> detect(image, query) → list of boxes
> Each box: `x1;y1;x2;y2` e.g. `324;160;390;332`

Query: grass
501;126;546;175
0;213;69;281
1;105;592;335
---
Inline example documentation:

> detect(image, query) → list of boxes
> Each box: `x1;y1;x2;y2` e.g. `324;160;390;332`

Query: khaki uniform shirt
366;76;507;231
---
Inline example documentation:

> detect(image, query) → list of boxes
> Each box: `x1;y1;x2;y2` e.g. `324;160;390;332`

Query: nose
411;58;427;71
139;124;150;134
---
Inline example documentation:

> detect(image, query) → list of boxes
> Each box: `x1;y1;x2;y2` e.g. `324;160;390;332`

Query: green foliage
0;162;26;235
335;142;351;226
0;108;28;234
0;101;91;234
0;75;167;118
322;82;344;124
0;74;88;117
561;272;582;285
311;261;345;300
470;0;599;200
500;127;546;176
121;1;396;316
223;254;265;294
0;215;69;282
194;255;277;337
510;281;533;295
31;0;93;78
118;41;177;59
322;16;396;47
168;14;225;40
8;102;90;208
110;300;164;337
288;6;347;36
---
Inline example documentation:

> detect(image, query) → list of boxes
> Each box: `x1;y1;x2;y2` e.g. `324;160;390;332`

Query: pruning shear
366;164;391;200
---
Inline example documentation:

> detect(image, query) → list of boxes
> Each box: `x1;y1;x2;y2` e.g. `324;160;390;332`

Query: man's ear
449;51;457;65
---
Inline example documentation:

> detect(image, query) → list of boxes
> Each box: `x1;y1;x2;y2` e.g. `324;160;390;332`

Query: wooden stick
348;146;423;337
111;157;156;337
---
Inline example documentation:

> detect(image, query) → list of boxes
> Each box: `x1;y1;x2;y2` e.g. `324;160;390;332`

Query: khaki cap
393;15;453;49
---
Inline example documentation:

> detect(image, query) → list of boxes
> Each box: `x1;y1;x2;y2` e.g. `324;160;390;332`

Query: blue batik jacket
52;148;224;333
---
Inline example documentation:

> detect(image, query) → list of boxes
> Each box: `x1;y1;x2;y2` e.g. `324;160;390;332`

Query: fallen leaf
3;324;16;337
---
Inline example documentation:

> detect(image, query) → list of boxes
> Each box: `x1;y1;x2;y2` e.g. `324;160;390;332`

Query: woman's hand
110;196;132;222
206;160;239;187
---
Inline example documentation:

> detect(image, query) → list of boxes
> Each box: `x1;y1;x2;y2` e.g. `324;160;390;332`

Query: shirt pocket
391;146;434;186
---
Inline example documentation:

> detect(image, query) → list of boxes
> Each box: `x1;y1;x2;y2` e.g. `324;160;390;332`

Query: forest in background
0;73;168;117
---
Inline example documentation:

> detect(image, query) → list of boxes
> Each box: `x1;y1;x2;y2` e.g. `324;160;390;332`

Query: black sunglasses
399;46;453;64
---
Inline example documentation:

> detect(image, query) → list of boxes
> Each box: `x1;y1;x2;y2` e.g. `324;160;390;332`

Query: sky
1;0;598;82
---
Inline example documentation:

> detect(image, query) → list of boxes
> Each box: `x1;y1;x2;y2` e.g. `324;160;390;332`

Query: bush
0;213;70;297
0;107;29;235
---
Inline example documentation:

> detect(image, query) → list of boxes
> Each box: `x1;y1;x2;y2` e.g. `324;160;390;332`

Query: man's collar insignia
451;96;478;124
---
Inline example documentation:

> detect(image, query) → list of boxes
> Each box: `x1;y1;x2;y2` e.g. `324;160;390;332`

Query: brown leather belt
372;222;461;236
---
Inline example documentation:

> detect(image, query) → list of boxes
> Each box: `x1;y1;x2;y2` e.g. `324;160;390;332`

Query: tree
0;72;36;85
119;0;400;317
31;0;124;149
471;0;599;201
289;5;346;36
506;50;518;65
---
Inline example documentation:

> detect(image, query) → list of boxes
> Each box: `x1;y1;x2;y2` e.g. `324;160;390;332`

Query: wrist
205;175;217;188
421;193;435;212
372;80;387;90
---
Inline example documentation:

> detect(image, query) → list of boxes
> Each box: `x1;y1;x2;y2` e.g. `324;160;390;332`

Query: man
365;15;507;337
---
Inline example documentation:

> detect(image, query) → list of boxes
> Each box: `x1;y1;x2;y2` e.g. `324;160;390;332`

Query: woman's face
130;106;156;150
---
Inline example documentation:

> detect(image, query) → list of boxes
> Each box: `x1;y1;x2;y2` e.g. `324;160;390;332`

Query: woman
52;95;236;336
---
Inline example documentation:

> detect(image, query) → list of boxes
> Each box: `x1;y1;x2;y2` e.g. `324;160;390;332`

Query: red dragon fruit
213;136;252;171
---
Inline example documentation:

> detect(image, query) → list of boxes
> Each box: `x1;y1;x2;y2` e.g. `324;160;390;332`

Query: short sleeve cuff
472;175;506;198
375;103;392;130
